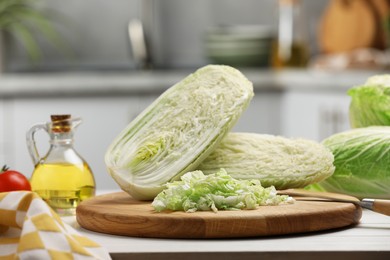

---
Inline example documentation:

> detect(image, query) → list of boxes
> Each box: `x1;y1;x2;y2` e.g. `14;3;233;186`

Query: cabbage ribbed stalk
105;65;254;200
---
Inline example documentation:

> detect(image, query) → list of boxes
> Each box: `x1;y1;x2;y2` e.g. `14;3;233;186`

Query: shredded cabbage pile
152;169;293;213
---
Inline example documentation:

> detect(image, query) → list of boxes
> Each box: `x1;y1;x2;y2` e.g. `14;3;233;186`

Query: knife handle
362;199;390;216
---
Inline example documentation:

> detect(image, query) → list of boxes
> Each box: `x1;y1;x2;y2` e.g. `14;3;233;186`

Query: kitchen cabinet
0;69;376;189
5;95;158;190
0;99;5;162
281;89;351;141
3;91;281;190
2;88;350;189
0;99;17;166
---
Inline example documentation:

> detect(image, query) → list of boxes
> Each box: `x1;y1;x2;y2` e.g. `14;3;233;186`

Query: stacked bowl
205;25;274;67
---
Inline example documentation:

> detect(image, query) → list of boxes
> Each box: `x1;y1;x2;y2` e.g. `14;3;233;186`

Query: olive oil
27;115;96;216
31;163;95;215
272;41;308;68
273;0;309;69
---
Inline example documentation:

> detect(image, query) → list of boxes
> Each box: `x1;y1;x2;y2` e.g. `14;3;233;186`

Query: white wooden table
62;190;390;260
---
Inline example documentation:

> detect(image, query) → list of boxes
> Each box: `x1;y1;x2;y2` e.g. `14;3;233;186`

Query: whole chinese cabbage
317;127;390;199
197;133;335;190
105;65;254;200
348;74;390;127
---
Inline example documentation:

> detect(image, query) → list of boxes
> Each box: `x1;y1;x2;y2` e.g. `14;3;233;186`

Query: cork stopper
51;114;72;133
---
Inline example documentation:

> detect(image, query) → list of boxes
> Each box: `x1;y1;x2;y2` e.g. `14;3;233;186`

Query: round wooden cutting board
76;192;362;238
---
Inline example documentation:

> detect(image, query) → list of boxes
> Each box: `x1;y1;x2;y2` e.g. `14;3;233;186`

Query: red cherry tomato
0;165;31;192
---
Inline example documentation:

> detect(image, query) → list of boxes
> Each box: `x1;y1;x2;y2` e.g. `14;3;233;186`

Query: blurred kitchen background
0;0;389;189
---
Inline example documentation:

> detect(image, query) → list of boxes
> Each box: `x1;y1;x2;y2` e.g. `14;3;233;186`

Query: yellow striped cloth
0;191;111;260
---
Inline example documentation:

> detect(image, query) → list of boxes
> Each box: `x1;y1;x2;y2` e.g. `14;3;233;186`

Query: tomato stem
1;165;9;172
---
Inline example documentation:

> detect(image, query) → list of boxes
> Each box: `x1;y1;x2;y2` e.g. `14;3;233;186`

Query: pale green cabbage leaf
197;133;335;190
105;65;254;200
316;126;390;199
152;169;293;213
348;74;390;128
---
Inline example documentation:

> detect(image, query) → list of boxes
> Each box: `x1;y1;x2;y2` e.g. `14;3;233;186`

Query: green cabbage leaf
152;169;293;213
316;126;390;199
348;74;390;128
105;65;254;200
198;133;335;190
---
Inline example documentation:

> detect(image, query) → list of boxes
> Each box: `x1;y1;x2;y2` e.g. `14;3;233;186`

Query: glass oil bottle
272;0;309;68
27;115;95;215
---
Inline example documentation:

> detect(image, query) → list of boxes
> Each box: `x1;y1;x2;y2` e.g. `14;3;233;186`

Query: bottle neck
49;132;74;146
38;131;79;164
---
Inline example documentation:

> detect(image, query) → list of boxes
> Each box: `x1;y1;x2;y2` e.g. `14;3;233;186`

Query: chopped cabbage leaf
152;169;293;213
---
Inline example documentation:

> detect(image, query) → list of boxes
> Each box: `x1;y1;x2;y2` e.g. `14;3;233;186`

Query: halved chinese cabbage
197;133;335;190
105;65;254;200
